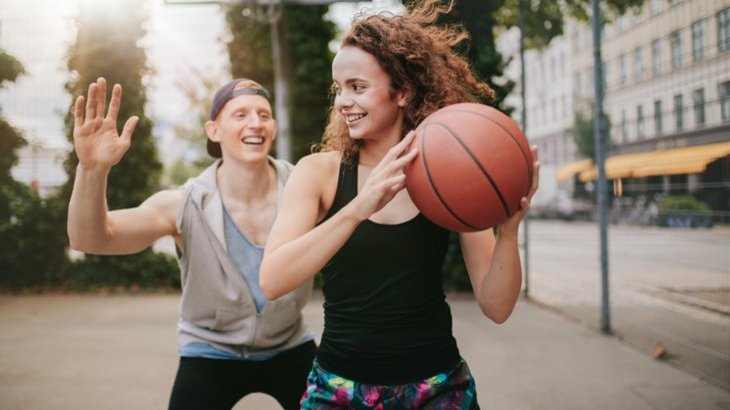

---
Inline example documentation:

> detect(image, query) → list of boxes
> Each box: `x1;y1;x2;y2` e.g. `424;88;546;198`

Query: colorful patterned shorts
300;359;480;409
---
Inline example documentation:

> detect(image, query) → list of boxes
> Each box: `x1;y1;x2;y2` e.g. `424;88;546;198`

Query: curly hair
316;0;494;160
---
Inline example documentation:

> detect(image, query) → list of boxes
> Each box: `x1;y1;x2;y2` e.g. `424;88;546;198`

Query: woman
260;1;539;408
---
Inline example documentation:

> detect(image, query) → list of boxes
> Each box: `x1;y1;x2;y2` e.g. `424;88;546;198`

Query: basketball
404;103;533;232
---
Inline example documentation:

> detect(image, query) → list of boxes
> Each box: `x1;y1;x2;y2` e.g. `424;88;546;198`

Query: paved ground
522;220;730;390
1;292;729;410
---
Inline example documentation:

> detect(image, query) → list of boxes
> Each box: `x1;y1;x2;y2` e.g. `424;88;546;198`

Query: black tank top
316;155;460;385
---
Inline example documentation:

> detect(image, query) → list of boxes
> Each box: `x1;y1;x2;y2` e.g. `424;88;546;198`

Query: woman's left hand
498;145;540;233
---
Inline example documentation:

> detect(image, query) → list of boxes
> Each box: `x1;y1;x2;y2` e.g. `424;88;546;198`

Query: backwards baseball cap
206;78;272;158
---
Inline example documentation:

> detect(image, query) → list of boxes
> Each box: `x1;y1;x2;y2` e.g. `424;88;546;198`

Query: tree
163;69;219;187
569;109;611;160
224;4;336;161
0;49;68;288
57;0;177;289
442;0;516;112
496;0;646;49
402;0;515;112
61;1;161;208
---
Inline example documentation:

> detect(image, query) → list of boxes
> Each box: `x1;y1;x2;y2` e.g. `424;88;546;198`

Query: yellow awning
556;159;594;182
578;141;730;181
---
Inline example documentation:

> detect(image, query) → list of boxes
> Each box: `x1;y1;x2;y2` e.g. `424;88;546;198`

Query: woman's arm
260;153;362;299
260;133;418;300
460;146;540;323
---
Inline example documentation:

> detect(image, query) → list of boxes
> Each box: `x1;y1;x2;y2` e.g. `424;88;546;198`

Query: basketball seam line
427;122;511;219
420;130;480;231
436;108;532;196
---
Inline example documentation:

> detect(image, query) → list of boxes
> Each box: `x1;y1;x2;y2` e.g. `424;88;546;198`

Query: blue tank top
316;155;460;385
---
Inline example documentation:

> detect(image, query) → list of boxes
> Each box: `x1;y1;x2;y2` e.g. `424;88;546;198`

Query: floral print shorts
300;359;479;409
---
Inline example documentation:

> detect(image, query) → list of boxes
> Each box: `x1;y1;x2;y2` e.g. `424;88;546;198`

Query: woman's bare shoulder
294;151;342;175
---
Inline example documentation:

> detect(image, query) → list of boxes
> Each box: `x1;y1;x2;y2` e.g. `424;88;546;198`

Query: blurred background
0;0;728;403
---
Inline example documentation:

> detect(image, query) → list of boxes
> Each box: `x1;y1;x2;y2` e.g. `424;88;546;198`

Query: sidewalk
0;292;728;410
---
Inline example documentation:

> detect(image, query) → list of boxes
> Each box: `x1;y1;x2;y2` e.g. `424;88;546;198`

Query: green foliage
225;4;336;161
0;49;69;288
658;195;711;213
441;0;516;112
51;0;175;290
441;233;474;291
0;186;68;289
286;5;337;159
496;0;564;49
568;110;611;160
496;0;646;50
0;118;25;177
59;0;161;210
164;156;212;187
0;47;67;289
657;195;713;228
63;251;179;290
0;48;25;87
402;0;514;111
225;5;274;88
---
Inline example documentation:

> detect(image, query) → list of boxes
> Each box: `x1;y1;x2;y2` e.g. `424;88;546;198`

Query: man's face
209;93;276;163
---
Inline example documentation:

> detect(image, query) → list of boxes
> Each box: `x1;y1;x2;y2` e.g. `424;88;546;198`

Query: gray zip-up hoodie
175;158;312;357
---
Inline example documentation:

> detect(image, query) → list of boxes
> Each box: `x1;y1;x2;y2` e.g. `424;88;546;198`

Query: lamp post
590;0;611;334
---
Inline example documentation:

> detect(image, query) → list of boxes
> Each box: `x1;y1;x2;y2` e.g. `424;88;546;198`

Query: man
67;77;315;410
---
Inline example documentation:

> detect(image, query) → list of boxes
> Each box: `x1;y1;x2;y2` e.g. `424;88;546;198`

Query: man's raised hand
73;77;139;171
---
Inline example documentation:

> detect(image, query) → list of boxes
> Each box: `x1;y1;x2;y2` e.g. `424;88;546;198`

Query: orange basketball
404;103;533;232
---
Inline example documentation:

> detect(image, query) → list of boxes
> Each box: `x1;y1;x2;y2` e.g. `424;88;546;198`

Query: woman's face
331;46;408;143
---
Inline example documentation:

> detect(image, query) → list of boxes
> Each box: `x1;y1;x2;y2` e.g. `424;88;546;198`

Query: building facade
498;0;730;221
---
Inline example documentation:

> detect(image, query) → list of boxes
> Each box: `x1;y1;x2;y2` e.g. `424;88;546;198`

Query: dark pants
168;340;317;410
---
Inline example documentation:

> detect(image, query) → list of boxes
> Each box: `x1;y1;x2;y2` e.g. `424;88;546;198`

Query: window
670;30;682;69
654;100;663;135
720;9;730;52
652;39;661;75
621;109;628;142
634;47;644;80
693;89;705;127
674;94;684;131
692;20;704;62
650;0;662;15
720;81;730;122
637;105;645;139
620;53;627;85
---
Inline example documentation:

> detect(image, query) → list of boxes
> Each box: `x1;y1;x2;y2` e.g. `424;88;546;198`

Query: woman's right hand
73;77;139;171
348;131;418;221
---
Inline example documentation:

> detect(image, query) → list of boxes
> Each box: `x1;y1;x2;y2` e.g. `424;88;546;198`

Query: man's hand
73;77;139;171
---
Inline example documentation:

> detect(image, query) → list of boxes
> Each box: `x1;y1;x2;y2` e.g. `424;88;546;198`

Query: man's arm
68;176;180;255
67;77;180;255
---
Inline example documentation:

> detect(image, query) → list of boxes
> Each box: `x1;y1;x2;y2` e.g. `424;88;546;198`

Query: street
523;219;730;390
0;220;728;409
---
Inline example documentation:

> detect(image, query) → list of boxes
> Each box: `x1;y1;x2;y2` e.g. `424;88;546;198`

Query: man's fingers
107;84;122;121
74;96;85;131
120;116;139;143
85;83;97;122
96;78;107;120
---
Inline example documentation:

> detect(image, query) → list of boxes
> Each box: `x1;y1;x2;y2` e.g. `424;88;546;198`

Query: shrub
657;195;713;228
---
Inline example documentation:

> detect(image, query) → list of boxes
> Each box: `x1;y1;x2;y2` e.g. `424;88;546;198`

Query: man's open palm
73;77;139;170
